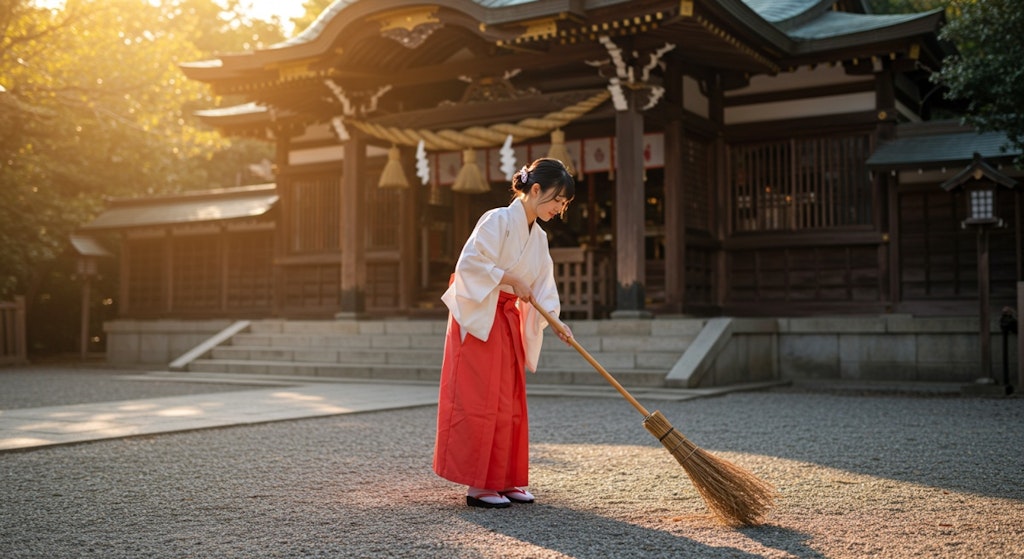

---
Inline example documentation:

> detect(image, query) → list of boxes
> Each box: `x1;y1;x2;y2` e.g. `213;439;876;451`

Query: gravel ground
1;380;1022;559
0;365;266;409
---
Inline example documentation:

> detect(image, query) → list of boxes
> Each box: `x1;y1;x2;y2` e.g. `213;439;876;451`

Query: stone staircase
181;318;707;388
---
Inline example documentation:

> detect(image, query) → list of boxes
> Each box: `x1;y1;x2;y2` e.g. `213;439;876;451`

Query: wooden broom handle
530;299;651;418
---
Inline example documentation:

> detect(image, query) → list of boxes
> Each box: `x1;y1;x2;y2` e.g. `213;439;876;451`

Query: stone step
229;332;443;350
182;318;706;389
209;343;681;370
185;359;667;387
247;320;446;336
246;318;704;338
209;346;444;366
537;349;681;370
231;328;695;350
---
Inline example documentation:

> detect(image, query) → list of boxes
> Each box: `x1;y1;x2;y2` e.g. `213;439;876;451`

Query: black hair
510;158;575;204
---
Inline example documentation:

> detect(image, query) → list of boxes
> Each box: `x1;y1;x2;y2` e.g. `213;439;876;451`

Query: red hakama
433;291;528;490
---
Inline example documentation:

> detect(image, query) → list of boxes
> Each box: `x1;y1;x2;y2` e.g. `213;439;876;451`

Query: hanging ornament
377;145;410;189
330;116;349;141
607;78;628;112
415;139;430;185
451;148;490;194
546;129;580;178
499;134;517;181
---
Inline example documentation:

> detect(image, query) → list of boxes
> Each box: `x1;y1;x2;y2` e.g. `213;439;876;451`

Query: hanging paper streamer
330;116;349;142
489;144;528;182
499;135;518;181
415;139;430;185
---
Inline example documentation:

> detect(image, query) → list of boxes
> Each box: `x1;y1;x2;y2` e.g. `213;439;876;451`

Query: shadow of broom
531;299;776;526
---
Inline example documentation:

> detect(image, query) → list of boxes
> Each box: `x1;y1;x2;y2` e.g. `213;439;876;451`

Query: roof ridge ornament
324;80;392;118
372;6;443;49
589;36;675;112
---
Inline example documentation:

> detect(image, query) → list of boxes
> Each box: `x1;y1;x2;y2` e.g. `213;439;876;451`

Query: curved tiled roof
179;0;948;98
787;10;943;40
80;185;279;231
274;0;558;49
267;0;940;56
272;0;358;49
739;0;823;24
866;127;1021;170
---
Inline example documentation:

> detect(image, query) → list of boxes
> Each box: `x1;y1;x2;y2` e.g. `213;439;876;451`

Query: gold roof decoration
371;6;443;49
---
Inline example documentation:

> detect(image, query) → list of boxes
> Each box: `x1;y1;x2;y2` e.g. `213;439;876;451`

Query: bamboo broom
531;300;776;526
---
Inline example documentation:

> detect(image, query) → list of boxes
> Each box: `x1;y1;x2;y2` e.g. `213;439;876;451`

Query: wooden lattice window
684;245;714;306
683;136;712;232
731;134;872;232
225;230;274;311
728;245;881;303
365;186;401;250
365;261;400;310
899;188;1017;301
287;175;340;253
550;247;611;319
172;235;221;311
125;237;166;313
283;264;340;310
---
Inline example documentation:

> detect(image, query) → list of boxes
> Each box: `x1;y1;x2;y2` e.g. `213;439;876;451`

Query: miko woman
433;157;575;508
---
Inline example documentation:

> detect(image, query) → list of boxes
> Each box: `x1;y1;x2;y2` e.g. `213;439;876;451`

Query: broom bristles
643;410;776;526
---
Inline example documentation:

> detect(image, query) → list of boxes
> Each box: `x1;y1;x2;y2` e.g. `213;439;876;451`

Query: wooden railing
0;296;28;366
550;247;611;319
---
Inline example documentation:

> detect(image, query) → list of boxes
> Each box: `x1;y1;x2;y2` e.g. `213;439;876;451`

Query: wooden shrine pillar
662;62;686;314
398;146;417;312
612;88;650;317
708;73;729;310
339;135;366;317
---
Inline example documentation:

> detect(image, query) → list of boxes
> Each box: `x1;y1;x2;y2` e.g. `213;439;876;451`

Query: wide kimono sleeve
440;209;508;342
519;240;560;373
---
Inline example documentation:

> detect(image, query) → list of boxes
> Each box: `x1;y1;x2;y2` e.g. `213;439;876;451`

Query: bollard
1000;307;1017;392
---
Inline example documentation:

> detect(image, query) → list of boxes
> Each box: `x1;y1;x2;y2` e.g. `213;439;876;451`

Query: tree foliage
289;0;334;38
866;0;947;13
935;0;1024;161
0;0;284;351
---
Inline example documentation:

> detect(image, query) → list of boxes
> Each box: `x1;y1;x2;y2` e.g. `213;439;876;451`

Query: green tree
935;0;1024;161
866;0;947;13
0;0;283;352
290;0;334;38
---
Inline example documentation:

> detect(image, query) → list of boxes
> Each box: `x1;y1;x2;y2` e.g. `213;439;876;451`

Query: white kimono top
441;198;560;372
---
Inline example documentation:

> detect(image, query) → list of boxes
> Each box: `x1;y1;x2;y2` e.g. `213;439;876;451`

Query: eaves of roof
181;0;599;78
180;0;946;88
866;125;1021;171
786;9;944;54
80;184;279;232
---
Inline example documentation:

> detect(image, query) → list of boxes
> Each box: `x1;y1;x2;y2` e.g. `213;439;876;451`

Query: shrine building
80;0;1024;382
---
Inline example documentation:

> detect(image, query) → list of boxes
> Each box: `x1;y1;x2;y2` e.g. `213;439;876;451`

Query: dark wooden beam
612;86;649;316
663;61;685;313
335;42;607;90
339;136;366;317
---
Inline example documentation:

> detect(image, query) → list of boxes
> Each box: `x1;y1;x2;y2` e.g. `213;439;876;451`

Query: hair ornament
519;166;529;185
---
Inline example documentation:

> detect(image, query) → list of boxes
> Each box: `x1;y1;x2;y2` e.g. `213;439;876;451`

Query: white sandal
466;488;511;508
500;487;535;504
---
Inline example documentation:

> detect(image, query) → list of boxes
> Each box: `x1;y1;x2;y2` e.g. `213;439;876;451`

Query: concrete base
334;312;368;320
609;310;653;319
960;381;1014;397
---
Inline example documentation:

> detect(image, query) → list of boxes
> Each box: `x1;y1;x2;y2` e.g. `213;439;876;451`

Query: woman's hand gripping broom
531;300;776;526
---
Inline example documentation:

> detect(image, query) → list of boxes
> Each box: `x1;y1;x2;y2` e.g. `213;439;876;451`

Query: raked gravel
1;384;1022;558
